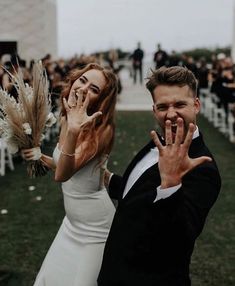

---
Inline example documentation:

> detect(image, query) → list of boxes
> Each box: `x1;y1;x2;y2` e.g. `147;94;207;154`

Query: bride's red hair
60;63;118;166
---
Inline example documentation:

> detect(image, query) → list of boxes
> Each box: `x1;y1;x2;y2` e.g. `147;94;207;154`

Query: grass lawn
0;111;234;286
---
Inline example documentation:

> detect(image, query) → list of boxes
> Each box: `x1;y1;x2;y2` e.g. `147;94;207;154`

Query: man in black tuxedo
98;66;221;286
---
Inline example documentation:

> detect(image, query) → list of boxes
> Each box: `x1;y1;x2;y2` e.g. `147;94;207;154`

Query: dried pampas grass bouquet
0;61;57;177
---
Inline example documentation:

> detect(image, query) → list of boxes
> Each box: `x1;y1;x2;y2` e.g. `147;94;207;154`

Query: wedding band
166;143;172;146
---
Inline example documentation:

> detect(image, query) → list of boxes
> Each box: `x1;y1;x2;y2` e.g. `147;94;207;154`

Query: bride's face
68;69;106;107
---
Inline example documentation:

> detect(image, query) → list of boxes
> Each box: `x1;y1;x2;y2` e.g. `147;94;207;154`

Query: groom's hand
151;118;212;189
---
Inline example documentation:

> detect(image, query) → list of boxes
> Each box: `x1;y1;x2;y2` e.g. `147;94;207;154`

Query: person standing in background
153;43;168;69
130;42;144;84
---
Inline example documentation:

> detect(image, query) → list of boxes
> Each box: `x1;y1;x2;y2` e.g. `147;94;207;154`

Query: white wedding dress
33;145;115;286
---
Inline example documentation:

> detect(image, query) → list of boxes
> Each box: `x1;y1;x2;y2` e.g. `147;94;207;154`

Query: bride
21;63;118;286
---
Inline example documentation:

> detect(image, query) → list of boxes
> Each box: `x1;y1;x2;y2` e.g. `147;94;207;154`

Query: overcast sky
57;0;235;59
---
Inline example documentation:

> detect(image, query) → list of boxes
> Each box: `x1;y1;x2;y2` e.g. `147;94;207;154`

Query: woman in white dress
21;63;118;286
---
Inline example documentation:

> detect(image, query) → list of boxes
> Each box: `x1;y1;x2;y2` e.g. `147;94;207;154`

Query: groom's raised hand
150;118;212;189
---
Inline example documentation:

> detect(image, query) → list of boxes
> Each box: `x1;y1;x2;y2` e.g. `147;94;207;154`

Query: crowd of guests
0;52;123;113
152;46;235;112
1;47;235;138
128;43;235;137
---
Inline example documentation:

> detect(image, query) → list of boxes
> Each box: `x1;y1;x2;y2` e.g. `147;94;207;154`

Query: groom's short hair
146;66;198;97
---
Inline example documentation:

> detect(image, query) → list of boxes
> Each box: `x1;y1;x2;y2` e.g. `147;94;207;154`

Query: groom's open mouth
171;122;177;134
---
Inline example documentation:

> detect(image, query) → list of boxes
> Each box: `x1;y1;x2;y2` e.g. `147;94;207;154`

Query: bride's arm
40;154;56;171
21;148;56;171
54;94;102;182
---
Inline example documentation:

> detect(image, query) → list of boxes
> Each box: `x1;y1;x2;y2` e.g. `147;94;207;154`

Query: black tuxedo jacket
98;133;221;286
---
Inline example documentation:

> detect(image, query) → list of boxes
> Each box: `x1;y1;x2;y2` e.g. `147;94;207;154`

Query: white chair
203;93;214;122
199;88;210;115
210;93;227;133
0;138;14;176
227;104;235;143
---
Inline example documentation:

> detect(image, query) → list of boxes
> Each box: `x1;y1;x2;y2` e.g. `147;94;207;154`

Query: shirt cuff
153;183;182;203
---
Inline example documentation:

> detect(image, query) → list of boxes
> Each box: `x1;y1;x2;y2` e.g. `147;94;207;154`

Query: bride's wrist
66;127;80;137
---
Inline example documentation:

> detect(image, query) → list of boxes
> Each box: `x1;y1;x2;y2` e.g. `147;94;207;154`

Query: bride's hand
63;90;102;134
21;147;42;161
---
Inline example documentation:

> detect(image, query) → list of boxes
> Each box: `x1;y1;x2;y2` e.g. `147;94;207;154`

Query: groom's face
152;84;200;141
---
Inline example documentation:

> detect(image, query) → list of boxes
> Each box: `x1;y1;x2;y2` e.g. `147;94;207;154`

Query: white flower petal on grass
22;123;32;135
35;196;42;201
28;185;36;191
1;209;8;215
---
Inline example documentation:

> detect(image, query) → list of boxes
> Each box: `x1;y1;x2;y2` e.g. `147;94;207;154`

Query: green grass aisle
191;115;235;286
0;139;64;286
0;111;234;285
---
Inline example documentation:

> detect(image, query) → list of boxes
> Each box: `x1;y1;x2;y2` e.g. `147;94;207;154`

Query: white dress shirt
122;127;199;202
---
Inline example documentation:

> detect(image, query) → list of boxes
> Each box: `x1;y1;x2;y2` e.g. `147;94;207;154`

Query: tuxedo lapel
122;132;164;179
122;162;161;201
188;133;204;157
120;134;164;200
122;140;156;185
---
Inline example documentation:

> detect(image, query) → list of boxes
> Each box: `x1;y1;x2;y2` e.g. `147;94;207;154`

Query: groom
98;66;221;286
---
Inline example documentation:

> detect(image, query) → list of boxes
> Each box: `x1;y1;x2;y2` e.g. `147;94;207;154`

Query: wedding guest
211;59;235;116
21;63;118;286
1;54;31;99
98;66;221;286
130;42;144;84
153;43;168;69
197;57;209;91
168;50;180;67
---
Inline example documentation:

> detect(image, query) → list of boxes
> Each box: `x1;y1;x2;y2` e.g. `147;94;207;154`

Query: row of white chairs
200;88;235;143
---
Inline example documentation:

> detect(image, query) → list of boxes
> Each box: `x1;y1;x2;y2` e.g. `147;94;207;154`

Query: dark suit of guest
98;132;221;286
131;45;144;84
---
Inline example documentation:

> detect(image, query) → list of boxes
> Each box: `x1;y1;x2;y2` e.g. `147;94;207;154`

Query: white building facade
0;0;57;64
